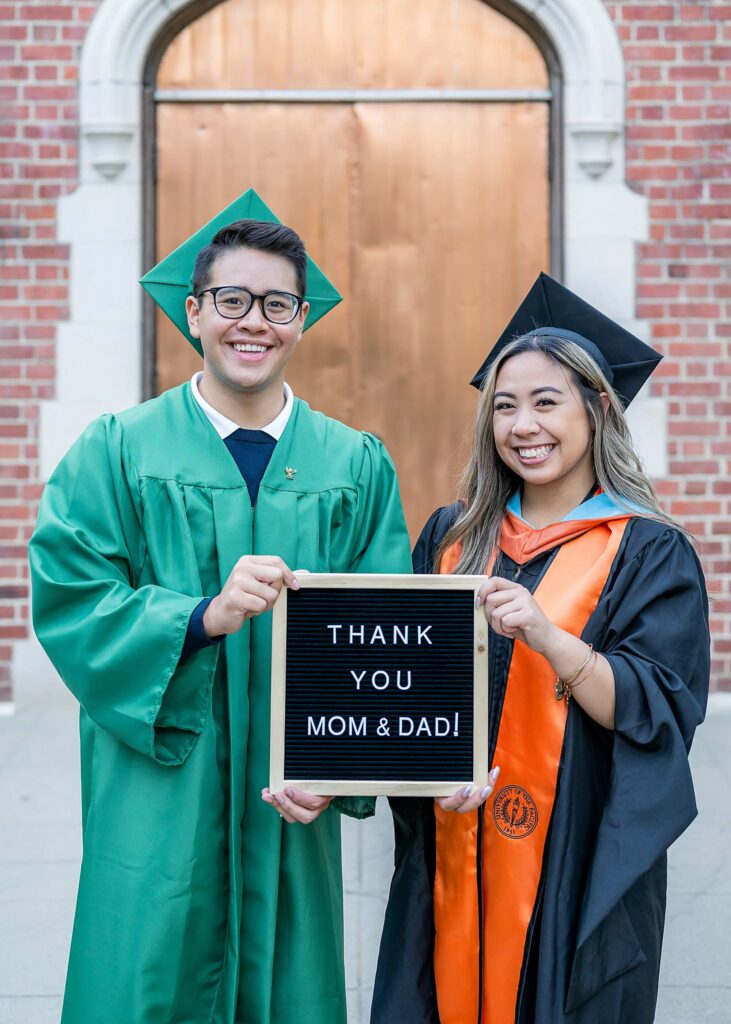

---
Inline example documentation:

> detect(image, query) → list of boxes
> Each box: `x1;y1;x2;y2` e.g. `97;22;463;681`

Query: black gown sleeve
566;523;710;1011
412;502;463;574
371;504;462;1024
370;796;439;1024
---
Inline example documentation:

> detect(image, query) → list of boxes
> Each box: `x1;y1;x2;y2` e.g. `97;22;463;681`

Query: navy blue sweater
182;429;277;657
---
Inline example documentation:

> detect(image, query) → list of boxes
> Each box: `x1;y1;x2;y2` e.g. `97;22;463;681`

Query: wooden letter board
270;574;489;796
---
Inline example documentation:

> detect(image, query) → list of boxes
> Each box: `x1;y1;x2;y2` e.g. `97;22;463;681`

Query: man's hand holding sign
268;573;490;800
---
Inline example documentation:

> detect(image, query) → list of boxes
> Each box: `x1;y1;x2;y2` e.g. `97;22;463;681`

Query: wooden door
153;0;551;538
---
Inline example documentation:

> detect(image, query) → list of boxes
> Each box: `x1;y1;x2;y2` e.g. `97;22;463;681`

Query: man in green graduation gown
29;190;411;1024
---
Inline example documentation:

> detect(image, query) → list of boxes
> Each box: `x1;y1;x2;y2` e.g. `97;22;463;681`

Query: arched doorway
26;0;647;694
146;0;555;537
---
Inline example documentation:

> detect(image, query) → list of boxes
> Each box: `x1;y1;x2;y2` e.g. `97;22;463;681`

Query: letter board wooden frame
270;573;489;796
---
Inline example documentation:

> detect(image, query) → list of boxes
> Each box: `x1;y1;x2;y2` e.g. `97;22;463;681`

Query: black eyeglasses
198;286;304;325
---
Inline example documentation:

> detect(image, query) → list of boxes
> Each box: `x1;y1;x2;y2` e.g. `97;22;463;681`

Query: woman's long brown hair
439;333;680;575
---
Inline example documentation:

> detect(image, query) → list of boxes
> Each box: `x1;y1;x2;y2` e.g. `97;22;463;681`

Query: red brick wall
0;1;98;702
0;0;729;700
605;0;731;688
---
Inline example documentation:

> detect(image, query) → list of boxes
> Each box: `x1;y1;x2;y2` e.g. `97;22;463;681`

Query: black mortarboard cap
470;272;662;407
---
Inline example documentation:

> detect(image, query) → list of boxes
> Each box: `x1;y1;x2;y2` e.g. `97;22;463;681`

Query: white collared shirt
190;372;294;440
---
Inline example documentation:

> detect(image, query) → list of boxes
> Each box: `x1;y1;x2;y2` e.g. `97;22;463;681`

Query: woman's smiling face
492;350;596;497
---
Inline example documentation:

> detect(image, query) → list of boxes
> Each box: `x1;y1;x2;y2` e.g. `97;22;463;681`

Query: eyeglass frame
196;286;305;325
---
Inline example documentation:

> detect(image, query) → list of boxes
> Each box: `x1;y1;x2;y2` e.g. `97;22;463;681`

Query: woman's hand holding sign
437;765;501;814
475;577;616;730
475;577;556;652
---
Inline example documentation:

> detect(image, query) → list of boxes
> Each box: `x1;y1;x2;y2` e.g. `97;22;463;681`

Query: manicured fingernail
474;594;482;607
274;792;284;804
285;788;296;798
480;786;492;799
462;785;473;798
491;766;501;781
292;579;301;590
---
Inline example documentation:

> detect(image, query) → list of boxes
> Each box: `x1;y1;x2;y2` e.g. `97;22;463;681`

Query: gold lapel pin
284;467;297;480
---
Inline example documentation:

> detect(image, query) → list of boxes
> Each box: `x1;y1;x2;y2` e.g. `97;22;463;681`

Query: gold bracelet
554;644;594;704
566;650;598;696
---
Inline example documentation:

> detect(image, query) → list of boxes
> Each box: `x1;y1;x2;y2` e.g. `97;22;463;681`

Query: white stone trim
78;0;194;175
518;0;625;126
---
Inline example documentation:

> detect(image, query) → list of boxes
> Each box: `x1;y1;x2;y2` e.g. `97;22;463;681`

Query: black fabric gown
371;504;710;1024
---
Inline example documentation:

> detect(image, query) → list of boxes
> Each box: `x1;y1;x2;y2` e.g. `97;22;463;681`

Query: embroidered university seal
492;785;538;839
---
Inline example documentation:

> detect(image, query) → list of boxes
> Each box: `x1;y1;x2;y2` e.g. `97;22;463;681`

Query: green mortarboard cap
140;188;342;356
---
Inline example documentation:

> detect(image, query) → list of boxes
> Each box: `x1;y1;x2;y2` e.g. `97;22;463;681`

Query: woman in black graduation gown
371;275;710;1024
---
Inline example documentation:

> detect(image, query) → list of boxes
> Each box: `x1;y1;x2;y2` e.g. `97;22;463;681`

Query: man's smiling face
186;246;308;404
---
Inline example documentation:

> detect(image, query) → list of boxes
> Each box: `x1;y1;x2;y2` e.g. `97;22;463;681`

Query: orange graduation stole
433;514;629;1024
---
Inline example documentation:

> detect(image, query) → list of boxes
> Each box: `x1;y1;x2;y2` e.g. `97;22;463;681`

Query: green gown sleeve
334;432;413;820
29;415;219;766
349;432;412;573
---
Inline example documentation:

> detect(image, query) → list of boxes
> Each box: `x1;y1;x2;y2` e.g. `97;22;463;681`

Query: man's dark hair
191;219;307;298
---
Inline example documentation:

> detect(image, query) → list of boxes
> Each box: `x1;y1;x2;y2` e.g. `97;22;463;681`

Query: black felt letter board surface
270;575;488;796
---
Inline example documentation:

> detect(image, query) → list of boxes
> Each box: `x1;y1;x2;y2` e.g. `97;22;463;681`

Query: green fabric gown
29;383;412;1024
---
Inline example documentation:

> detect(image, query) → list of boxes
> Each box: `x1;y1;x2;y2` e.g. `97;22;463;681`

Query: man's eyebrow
493;386;564;399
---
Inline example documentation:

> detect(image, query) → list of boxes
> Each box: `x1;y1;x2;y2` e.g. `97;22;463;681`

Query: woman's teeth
518;444;555;461
232;343;267;353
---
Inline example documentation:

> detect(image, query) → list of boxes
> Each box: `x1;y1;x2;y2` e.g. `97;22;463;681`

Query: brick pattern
0;1;98;702
1;1;729;698
605;0;731;688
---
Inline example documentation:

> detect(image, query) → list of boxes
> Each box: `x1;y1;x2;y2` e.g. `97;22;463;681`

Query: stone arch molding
46;0;657;481
78;0;628;183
